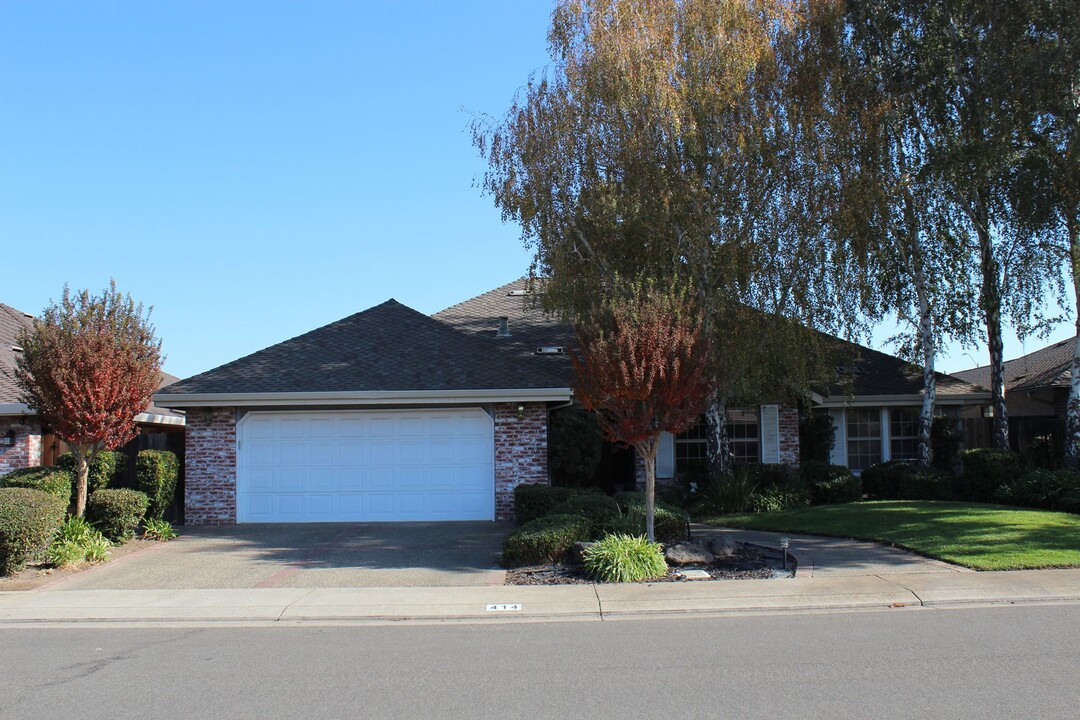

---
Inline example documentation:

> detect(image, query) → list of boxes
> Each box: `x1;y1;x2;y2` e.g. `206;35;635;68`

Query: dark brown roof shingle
953;337;1072;392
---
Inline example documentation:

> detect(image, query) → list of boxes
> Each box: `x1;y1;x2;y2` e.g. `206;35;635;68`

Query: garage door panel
238;409;495;523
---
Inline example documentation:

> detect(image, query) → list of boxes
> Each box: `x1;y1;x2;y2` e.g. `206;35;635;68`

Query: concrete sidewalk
2;569;1079;626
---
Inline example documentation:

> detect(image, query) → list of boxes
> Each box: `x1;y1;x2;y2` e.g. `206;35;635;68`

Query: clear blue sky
2;1;1072;379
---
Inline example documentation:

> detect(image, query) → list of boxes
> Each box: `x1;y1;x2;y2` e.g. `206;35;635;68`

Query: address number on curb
486;603;522;612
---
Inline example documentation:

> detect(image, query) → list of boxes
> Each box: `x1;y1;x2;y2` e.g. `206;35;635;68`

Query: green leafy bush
583;534;667;582
87;489;149;542
514;484;593;525
799;413;836;464
931;417;963;472
614;500;690;543
135;450;179;519
548;409;603;486
746;463;802;491
695;467;758;515
56;450;124;494
0;466;73;500
801;462;862;505
995;469;1080;513
142;517;177;541
960;448;1023;502
750;487;810;513
45;516;111;568
0;487;68;575
1023;435;1062;471
896;466;953;500
860;460;913;499
502;513;593;566
614;491;646;510
551;493;620;538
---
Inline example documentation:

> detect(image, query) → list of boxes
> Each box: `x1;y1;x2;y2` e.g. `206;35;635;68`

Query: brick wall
778;404;800;466
494;402;549;520
0;419;42;475
184;408;237;524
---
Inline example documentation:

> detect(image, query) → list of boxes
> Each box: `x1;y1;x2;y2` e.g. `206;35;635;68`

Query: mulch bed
506;543;794;585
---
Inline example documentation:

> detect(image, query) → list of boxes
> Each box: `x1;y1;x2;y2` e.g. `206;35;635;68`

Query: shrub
45;516;111;568
746;463;802;491
695;467;758;515
799;413;836;464
1023;435;1062;471
860;460;913;499
614;491;646;510
583;534;667;583
961;449;1023;502
548;409;603;486
801;462;862;504
142;517;177;541
514;484;592;525
0;466;73;501
0;487;68;575
995;469;1080;512
551;493;621;538
750;487;810;513
896;466;953;501
501;513;593;566
614;500;690;543
135;450;179;519
87;489;149;542
931;417;964;473
56;450;124;494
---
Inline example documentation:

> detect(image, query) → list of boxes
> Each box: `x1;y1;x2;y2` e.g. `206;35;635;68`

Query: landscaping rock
707;537;737;558
664;542;715;566
568;541;595;566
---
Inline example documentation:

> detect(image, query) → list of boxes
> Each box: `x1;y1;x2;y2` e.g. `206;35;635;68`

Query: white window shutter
760;405;780;464
656;431;675;478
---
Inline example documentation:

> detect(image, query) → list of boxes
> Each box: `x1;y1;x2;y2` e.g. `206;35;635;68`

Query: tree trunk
705;394;731;476
1067;212;1080;469
72;446;90;517
636;438;660;543
976;214;1009;449
914;260;936;467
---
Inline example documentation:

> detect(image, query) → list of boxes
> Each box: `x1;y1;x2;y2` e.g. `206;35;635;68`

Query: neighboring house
0;302;186;476
953;338;1073;454
155;279;988;525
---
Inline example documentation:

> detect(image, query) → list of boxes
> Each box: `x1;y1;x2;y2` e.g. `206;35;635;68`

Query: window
890;408;920;462
846;408;881;471
674;409;760;475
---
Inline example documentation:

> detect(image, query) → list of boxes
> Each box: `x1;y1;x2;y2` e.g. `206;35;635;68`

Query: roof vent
10;345;23;353
507;290;529;297
497;316;510;337
536;346;565;355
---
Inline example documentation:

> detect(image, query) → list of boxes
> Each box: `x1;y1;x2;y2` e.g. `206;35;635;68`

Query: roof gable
952;338;1072;392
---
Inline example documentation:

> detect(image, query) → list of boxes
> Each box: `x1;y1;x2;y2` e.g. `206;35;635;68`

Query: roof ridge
432;277;531;317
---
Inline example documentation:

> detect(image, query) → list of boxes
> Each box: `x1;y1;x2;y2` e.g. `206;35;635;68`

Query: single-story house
953;337;1073;455
154;279;988;525
0;302;186;476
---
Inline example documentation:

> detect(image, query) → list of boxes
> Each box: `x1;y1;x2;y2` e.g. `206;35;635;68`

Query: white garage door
236;409;495;523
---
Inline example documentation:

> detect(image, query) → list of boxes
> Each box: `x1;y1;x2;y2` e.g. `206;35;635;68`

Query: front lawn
701;501;1080;571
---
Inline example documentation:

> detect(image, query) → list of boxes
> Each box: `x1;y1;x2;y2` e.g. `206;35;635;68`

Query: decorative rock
677;569;712;580
568;541;595;566
664;542;715;566
707;536;737;558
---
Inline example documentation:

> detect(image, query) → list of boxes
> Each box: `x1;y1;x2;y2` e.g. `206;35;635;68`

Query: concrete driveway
46;522;511;591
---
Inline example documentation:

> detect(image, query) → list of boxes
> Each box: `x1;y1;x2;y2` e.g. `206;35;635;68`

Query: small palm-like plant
46;516;111;568
583;533;667;583
142;517;177;541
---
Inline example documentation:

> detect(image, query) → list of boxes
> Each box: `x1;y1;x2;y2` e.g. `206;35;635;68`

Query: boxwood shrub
514;484;594;525
501;513;593;566
800;462;862;505
87;489;149;542
135;450;179;520
960;448;1022;502
859;460;913;499
0;466;73;501
0;487;68;576
615;500;690;544
896;466;953;500
613;491;646;510
56;450;124;494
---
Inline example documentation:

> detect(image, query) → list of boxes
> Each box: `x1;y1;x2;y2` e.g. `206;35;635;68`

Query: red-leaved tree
15;282;163;516
570;278;713;542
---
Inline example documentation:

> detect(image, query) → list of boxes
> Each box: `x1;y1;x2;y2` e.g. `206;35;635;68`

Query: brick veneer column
0;420;42;474
778;404;800;466
185;408;237;524
494;402;549;520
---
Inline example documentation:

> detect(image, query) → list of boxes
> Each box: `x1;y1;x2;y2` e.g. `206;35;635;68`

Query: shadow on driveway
49;522;512;591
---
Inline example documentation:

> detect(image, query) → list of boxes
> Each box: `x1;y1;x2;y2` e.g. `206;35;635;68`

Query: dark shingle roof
158;299;569;397
828;341;982;398
0;303;34;404
953;338;1072;392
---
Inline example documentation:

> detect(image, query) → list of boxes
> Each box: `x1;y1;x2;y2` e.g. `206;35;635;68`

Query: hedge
860;460;913;499
801;461;862;505
0;487;68;576
56;450;124;494
895;466;953;501
502;513;593;566
960;449;1023;502
0;466;73;501
616;500;690;544
135;450;179;520
87;489;149;542
514;484;595;525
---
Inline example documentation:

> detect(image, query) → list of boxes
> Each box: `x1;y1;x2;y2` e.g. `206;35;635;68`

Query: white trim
0;403;32;416
880;407;891;463
814;393;988;408
154;387;574;408
135;412;187;427
829;408;847;466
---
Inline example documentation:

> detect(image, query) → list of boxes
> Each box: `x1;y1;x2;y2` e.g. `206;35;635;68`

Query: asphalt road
2;605;1077;719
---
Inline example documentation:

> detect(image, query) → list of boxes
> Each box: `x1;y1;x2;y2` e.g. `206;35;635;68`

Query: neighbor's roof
156;299;571;398
826;340;984;401
953;337;1073;392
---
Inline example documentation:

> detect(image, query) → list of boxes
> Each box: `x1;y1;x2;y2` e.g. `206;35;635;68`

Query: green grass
702;501;1080;571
